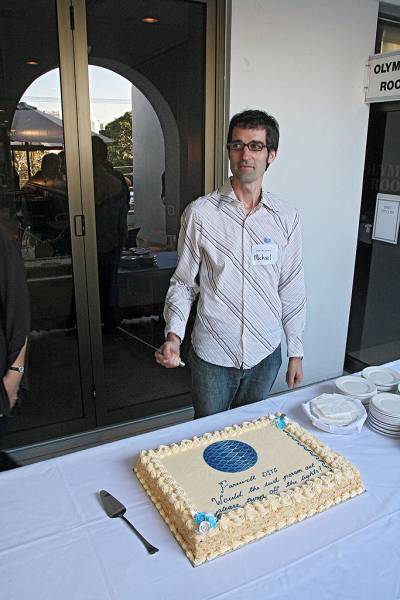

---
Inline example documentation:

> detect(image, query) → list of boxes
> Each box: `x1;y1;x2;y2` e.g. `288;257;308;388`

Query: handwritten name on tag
251;243;278;266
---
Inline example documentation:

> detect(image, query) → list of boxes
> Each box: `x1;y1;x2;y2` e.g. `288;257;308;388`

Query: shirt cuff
164;321;186;343
286;336;304;358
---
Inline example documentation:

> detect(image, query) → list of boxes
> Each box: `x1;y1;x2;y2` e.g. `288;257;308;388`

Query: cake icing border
134;414;364;566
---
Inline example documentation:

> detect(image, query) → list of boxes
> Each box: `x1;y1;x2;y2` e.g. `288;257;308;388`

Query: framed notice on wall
365;51;400;103
372;194;400;244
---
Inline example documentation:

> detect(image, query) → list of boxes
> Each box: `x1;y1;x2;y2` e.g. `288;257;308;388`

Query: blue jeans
188;345;282;419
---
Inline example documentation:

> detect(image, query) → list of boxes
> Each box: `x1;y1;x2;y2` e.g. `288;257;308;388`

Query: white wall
230;0;379;388
131;86;166;247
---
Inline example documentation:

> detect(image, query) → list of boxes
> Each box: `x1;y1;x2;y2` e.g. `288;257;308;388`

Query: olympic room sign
365;50;400;103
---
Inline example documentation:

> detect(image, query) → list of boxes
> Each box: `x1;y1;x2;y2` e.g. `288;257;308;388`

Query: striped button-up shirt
164;179;306;369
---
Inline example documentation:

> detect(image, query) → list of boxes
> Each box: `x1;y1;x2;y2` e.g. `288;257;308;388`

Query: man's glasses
226;141;268;152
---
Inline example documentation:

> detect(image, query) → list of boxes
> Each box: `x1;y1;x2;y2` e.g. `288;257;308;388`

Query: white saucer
367;418;400;437
335;375;377;399
130;248;151;256
370;393;400;418
368;414;400;431
362;366;400;389
369;402;400;420
375;384;399;392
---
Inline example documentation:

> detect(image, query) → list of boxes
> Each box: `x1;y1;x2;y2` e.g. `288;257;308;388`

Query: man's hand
2;371;22;410
286;357;303;389
155;333;181;369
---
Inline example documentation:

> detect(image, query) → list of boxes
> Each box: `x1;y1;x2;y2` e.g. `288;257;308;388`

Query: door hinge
92;384;96;399
69;5;75;30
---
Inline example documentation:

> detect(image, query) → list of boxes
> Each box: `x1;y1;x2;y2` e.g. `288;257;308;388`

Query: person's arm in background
278;210;306;389
155;205;201;368
3;340;27;410
0;226;30;410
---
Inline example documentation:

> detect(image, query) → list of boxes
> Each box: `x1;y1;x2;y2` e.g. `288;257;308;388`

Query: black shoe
0;451;20;472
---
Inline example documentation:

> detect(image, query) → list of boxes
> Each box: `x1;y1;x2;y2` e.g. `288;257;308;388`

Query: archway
90;58;181;248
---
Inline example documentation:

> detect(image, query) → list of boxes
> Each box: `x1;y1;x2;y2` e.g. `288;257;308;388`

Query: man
92;137;128;331
155;109;305;418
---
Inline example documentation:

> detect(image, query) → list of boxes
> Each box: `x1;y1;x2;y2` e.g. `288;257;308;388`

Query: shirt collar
218;178;280;213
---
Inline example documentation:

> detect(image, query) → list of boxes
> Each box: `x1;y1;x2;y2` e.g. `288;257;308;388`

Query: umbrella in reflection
10;102;113;176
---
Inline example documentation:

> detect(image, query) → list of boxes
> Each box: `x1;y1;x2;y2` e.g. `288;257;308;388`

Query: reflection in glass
86;0;206;424
346;109;400;370
379;22;400;53
92;135;129;331
0;4;85;446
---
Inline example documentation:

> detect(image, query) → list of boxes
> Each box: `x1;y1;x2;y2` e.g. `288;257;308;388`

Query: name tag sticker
251;243;278;266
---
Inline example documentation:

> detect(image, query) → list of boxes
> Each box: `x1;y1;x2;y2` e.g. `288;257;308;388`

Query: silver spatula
99;490;159;554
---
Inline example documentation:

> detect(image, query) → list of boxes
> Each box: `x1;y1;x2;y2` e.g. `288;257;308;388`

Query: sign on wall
372;194;400;244
365;51;400;103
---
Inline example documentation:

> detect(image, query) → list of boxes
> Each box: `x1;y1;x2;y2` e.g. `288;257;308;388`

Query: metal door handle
74;214;86;237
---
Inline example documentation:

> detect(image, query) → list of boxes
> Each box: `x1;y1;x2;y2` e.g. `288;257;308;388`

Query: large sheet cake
134;414;364;566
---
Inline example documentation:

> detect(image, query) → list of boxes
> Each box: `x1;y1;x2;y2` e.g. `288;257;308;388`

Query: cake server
117;325;185;367
99;490;159;555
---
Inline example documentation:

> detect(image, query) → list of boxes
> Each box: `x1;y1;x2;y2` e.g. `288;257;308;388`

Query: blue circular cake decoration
203;440;258;473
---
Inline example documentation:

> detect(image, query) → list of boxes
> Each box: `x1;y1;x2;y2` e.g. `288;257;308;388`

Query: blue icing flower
194;512;207;525
274;415;286;429
206;514;218;528
193;512;218;532
203;440;258;473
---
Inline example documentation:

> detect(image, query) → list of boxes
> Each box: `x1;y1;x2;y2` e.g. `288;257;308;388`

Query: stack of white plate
362;366;400;392
368;393;400;437
335;375;377;406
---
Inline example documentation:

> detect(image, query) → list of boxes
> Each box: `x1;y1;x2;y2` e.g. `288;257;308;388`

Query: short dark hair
41;153;59;170
92;135;108;164
227;109;279;152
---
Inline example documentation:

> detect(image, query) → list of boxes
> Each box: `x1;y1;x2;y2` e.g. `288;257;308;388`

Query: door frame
58;0;105;418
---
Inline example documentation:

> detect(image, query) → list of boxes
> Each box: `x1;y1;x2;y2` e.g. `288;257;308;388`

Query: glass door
345;18;400;372
82;0;212;425
0;0;96;446
1;0;225;447
345;103;400;370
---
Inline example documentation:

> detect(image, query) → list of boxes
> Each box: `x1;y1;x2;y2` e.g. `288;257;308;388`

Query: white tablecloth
1;362;400;600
